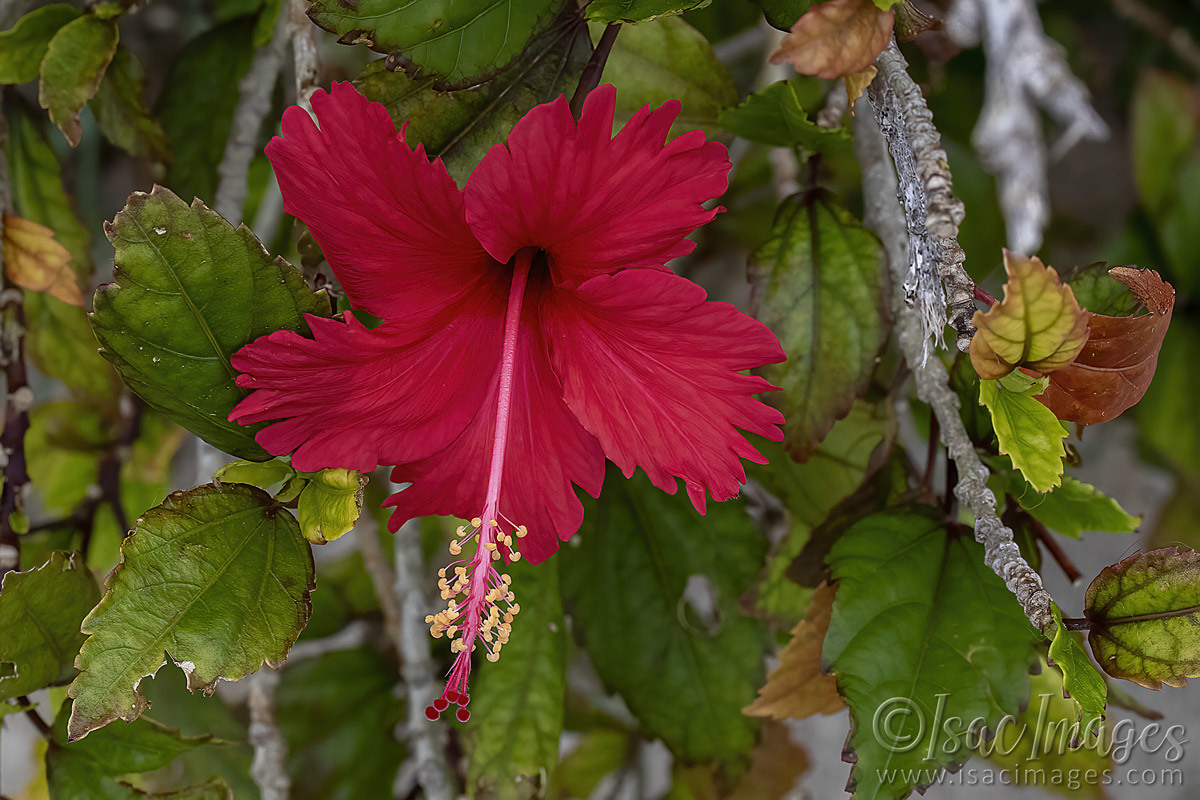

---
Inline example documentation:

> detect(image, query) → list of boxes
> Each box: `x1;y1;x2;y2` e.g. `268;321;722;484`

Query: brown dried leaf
1039;267;1175;425
744;582;844;719
970;250;1089;381
1;214;83;306
729;721;809;800
768;0;895;80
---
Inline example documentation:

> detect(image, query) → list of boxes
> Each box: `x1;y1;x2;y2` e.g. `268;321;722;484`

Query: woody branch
858;41;1053;631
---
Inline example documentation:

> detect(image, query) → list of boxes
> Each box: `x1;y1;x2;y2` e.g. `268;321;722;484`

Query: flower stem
570;23;621;120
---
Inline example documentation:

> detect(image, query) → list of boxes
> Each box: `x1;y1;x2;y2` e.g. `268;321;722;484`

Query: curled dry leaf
1;213;83;306
970;250;1089;381
1039;267;1175;425
768;0;895;80
744;582;843;719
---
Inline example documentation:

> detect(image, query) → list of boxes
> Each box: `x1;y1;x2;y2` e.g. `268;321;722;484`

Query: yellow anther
471;517;483;527
425;614;435;623
484;541;497;552
487;651;500;662
490;519;499;526
511;603;521;614
447;625;457;637
448;541;462;556
516;525;528;538
511;552;522;562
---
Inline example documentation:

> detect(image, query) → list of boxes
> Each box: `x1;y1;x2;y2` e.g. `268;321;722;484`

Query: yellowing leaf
768;0;894;80
970;250;1089;380
2;213;82;306
744;582;843;719
844;66;876;113
979;371;1068;493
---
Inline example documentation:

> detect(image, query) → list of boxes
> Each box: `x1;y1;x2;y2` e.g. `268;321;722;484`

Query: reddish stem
973;284;997;306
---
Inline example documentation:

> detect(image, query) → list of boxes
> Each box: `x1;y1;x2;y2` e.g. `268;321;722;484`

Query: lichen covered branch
947;0;1108;254
857;83;1053;631
867;41;972;356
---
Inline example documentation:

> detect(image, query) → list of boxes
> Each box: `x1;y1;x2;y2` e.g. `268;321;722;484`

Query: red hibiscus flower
229;82;786;721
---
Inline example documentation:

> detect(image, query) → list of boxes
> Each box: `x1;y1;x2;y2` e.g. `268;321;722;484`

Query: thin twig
392;518;454;800
1113;0;1200;74
868;41;971;358
289;0;320;113
16;696;51;741
356;519;403;655
247;669;290;800
214;5;292;224
920;415;939;498
856;89;1053;631
1059;616;1091;631
1030;518;1083;583
569;23;621;120
287;620;373;662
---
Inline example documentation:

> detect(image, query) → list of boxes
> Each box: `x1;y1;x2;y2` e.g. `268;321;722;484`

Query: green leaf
1084;545;1200;690
599;16;738;136
0;4;79;84
357;19;589;186
978;371;1068;493
745;401;893;624
983;656;1111;789
1131;70;1197;217
997;474;1140;538
586;0;710;24
1047;604;1107;738
751;0;811;30
308;0;567;88
549;729;631;800
1065;261;1144;317
66;483;315;741
275;647;403;799
91;186;330;460
213;457;295;489
91;46;169;161
38;14;119;146
560;467;767;764
296;468;366;545
157;18;256;204
0;552;101;701
5;98;90;274
26;401;111;514
718;80;850;151
749;192;890;460
49;699;231;800
824;510;1040;800
5;98;117;408
464;557;566;799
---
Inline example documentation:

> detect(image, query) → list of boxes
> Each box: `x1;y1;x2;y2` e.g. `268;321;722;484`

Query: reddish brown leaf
768;0;895;80
1039;267;1175;425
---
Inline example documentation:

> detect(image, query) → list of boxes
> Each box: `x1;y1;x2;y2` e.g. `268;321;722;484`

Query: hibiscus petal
543;269;785;513
464;85;730;284
266;82;494;321
384;317;605;564
229;283;506;473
